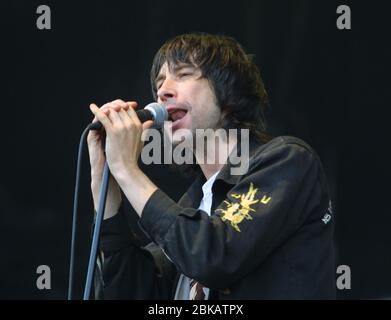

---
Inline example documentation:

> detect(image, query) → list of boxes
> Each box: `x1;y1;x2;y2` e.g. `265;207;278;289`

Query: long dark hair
150;32;271;144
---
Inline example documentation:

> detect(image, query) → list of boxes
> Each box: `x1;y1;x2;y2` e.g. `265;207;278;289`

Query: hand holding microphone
89;101;168;130
87;99;167;219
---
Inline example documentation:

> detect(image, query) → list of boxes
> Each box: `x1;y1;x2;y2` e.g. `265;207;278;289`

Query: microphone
88;102;168;130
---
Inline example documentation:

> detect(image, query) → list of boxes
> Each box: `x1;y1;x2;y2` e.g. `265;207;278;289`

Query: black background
0;0;390;299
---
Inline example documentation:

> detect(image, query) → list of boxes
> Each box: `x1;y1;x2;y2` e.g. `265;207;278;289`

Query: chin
171;130;194;148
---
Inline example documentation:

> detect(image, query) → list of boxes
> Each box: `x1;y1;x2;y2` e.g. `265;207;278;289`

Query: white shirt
174;170;220;300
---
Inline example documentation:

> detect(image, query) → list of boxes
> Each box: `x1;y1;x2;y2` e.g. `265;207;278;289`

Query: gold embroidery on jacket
216;183;271;232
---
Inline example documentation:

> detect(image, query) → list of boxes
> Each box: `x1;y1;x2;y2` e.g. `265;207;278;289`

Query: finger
118;108;132;126
100;102;120;115
126;105;142;126
90;104;100;123
88;105;105;137
107;108;124;127
90;104;112;131
126;101;138;110
142;120;154;131
99;105;112;116
101;102;124;117
111;99;128;111
112;99;127;106
104;102;117;113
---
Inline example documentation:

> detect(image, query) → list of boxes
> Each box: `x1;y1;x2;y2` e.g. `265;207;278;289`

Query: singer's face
155;62;222;147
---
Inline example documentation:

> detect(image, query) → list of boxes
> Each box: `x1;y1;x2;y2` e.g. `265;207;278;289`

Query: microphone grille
144;103;168;128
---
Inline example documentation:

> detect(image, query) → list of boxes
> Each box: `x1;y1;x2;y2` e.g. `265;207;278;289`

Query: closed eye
177;72;192;78
155;73;191;88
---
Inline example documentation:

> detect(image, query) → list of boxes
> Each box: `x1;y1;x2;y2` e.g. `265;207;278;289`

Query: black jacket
94;136;336;299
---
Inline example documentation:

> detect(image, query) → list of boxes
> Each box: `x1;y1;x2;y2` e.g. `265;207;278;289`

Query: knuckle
100;105;112;114
127;100;138;106
113;99;126;105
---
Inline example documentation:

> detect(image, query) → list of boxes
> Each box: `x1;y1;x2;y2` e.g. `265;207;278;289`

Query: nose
157;78;177;103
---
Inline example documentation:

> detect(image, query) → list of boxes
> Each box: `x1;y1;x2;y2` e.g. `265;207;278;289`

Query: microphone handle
88;109;153;130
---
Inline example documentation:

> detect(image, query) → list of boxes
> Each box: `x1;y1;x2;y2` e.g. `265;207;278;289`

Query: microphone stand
83;161;110;300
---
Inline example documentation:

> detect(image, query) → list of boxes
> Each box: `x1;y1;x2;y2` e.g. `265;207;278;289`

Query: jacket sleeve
94;204;177;299
138;142;327;289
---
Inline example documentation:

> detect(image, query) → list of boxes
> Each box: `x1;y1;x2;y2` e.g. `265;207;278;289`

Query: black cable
83;161;110;300
67;125;91;300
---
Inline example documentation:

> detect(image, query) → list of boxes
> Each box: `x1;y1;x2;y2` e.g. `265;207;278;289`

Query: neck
194;134;237;180
198;163;223;180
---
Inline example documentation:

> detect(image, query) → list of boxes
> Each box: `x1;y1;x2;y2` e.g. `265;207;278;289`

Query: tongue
171;110;187;122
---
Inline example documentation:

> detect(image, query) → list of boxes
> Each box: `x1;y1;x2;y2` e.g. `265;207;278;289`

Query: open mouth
168;108;188;123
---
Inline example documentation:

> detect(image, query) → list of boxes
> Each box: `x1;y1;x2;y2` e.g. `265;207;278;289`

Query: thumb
142;120;154;131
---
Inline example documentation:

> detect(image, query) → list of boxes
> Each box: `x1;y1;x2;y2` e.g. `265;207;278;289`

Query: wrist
114;164;140;187
91;169;104;180
91;178;102;192
115;167;158;217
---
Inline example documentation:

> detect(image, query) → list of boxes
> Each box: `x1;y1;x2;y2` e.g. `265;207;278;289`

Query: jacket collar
215;135;264;185
178;135;265;208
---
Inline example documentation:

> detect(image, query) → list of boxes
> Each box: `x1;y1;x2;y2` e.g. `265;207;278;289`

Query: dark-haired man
88;33;335;299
